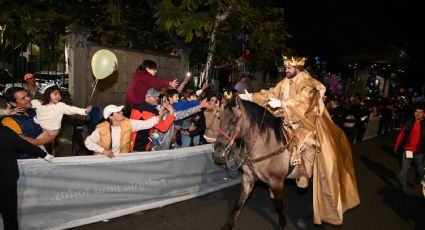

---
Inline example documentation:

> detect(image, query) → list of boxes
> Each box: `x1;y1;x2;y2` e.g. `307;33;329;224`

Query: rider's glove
238;89;252;101
267;98;281;108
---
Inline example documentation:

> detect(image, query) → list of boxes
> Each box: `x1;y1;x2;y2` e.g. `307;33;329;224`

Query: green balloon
91;49;118;79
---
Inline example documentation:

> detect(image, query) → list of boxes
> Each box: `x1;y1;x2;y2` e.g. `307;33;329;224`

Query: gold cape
313;108;360;225
252;72;360;225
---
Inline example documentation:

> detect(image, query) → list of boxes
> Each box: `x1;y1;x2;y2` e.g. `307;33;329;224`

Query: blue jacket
172;100;200;125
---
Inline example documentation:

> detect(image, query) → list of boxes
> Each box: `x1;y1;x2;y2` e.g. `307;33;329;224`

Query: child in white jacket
32;85;92;141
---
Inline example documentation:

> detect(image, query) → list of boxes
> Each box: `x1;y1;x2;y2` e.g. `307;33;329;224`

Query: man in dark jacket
2;87;55;158
394;104;425;191
130;88;176;151
0;125;53;230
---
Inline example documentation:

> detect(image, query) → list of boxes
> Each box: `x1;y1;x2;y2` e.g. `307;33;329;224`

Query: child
148;104;167;147
32;85;92;141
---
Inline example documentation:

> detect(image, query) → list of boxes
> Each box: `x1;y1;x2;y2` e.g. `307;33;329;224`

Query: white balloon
91;49;118;79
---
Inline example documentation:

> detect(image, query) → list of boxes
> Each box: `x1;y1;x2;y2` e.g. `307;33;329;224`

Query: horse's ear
235;96;243;109
233;97;243;117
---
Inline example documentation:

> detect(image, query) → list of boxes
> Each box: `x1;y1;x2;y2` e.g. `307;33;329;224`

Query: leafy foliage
155;0;293;68
0;0;293;71
0;0;174;51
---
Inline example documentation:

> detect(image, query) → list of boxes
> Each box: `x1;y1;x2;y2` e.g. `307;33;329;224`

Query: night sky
280;0;423;81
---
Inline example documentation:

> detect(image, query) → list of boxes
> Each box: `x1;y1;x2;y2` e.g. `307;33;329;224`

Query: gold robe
252;71;360;225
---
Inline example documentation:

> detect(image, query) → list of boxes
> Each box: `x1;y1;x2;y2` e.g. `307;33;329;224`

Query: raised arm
60;102;88;115
130;116;160;132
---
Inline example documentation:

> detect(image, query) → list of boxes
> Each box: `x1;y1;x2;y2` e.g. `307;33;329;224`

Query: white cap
103;105;124;119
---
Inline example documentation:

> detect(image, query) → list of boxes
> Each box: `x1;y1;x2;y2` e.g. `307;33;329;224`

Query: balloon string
88;79;98;104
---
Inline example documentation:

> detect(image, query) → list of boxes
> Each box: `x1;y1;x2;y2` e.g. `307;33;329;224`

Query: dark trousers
378;117;391;135
398;152;425;190
0;184;18;230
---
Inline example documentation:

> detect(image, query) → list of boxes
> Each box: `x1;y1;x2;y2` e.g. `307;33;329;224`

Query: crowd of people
325;93;424;143
1;57;425;229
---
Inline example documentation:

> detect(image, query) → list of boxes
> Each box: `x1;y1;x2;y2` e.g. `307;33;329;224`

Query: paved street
71;133;424;230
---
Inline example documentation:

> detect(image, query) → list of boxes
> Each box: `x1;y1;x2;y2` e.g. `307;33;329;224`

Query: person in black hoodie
0;125;52;230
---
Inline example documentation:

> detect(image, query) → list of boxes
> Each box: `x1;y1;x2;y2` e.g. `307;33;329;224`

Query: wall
66;25;188;108
85;44;185;108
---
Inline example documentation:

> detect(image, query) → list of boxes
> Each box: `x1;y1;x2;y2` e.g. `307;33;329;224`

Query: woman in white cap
85;104;160;157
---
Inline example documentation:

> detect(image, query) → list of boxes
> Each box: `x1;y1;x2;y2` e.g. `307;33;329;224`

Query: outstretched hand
162;102;174;115
201;82;210;90
182;74;190;84
267;98;281;108
5;107;24;115
238;89;252;101
85;105;93;114
169;79;179;89
198;99;210;109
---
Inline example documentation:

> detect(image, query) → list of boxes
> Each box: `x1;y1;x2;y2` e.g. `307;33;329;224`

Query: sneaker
149;134;161;146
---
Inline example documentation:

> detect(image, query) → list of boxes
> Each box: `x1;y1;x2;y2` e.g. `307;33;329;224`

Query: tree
155;0;292;80
0;0;175;73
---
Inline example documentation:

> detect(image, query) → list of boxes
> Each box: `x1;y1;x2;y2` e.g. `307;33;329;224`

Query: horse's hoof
220;223;233;230
297;219;308;228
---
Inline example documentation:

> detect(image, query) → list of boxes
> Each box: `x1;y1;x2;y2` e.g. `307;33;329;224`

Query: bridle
217;103;267;158
215;104;293;175
217;115;243;155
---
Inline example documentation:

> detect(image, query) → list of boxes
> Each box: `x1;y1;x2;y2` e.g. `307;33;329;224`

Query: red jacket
395;120;423;153
125;70;170;107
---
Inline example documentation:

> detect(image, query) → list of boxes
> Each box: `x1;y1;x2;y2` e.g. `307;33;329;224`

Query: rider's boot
296;175;309;189
296;158;309;188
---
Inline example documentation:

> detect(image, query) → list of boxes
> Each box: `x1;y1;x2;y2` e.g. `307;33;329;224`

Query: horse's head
212;97;286;169
213;97;246;168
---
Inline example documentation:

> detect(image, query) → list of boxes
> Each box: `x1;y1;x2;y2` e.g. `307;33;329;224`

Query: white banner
362;115;380;141
1;145;240;230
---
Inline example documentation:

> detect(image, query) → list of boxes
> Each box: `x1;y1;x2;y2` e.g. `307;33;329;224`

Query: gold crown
282;55;307;67
224;91;233;100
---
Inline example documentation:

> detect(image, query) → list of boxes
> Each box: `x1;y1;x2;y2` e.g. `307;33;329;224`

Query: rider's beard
286;71;297;79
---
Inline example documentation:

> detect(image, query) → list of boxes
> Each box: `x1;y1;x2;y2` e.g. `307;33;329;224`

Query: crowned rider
239;55;360;225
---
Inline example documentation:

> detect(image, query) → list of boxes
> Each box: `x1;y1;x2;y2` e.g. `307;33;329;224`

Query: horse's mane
224;100;285;144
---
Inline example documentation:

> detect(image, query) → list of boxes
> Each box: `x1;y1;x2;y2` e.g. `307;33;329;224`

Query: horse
213;97;295;229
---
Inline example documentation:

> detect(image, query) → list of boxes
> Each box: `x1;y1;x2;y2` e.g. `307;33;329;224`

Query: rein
242;146;286;165
239;130;294;181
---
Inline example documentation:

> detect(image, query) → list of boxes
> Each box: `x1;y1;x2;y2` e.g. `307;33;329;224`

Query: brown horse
213;97;294;229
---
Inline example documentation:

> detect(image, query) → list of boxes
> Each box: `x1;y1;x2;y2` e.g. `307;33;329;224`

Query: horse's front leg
221;170;255;230
271;180;286;229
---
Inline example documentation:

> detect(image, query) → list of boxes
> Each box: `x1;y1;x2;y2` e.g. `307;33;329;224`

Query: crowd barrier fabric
0;145;240;230
362;115;380;141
